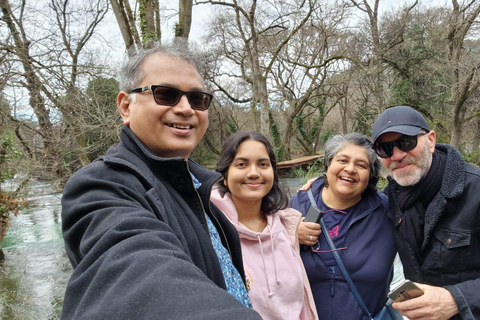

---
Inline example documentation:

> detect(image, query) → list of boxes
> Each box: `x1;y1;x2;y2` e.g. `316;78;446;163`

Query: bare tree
272;3;352;157
380;2;480;150
1;0;66;178
349;0;418;112
1;0;113;181
446;0;480;148
51;0;109;167
199;0;317;140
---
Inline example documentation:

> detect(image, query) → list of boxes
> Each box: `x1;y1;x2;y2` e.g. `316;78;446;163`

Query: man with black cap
372;105;480;320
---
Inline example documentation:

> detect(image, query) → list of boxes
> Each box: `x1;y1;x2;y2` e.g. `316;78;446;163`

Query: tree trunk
139;0;159;45
474;117;480;151
176;0;193;38
110;0;142;53
257;77;271;140
110;0;134;50
450;108;464;149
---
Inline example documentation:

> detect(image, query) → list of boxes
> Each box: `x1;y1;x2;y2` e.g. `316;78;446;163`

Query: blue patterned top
192;174;252;308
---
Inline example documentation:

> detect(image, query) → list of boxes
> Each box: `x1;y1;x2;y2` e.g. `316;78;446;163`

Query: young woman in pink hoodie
211;131;317;320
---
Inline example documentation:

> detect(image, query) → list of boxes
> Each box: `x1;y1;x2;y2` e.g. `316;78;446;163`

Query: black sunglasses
130;85;213;110
374;132;427;158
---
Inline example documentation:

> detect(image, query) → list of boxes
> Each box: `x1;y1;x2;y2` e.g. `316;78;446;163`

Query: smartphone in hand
304;205;323;223
388;280;424;302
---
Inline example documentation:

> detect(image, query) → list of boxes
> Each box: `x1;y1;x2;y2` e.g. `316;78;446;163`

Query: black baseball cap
373;106;430;145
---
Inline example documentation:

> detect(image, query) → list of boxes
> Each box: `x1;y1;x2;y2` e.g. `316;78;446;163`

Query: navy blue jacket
61;126;261;320
386;144;480;320
290;179;396;320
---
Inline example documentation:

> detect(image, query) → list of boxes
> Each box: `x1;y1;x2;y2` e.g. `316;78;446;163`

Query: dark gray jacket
61;126;261;320
386;144;480;320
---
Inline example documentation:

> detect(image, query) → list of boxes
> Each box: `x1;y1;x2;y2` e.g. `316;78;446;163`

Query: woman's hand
297;218;322;245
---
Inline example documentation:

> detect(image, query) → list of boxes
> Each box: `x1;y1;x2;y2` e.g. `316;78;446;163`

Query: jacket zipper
329;266;336;297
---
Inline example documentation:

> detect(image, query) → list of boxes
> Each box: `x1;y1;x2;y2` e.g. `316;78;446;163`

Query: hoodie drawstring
256;224;280;297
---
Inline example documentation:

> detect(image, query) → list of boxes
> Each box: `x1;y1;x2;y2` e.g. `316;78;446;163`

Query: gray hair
119;40;204;93
322;133;381;194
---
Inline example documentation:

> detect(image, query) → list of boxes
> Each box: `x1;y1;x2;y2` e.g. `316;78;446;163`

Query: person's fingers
297;222;321;245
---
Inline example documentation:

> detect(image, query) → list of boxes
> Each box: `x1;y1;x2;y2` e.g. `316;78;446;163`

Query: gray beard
389;143;432;187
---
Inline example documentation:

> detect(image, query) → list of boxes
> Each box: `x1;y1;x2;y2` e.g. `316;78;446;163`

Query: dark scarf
394;150;446;263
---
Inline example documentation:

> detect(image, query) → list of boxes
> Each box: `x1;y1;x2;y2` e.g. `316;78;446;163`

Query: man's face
377;131;436;186
117;54;209;159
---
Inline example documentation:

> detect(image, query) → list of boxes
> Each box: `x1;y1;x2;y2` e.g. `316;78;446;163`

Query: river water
0;178;403;320
0;181;70;320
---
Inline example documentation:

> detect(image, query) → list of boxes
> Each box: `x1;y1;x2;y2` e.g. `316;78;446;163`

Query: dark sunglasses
374;132;427;158
130;85;213;110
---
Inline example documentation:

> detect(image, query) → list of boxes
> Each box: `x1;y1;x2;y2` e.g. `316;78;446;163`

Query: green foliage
226;116;238;136
294;104;323;151
353;104;376;136
304;159;324;177
320;129;337;145
0;135;21;182
386;13;453;134
0;135;24;239
84;77;122;161
295;115;320;142
280;157;324;180
138;0;158;46
311;113;323;137
461;150;480;167
86;77;119;107
389;79;414;106
190;140;219;168
270;111;286;161
295;115;308;141
376;175;389;192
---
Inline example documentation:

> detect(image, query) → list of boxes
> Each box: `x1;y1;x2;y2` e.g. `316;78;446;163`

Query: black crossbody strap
307;189;373;319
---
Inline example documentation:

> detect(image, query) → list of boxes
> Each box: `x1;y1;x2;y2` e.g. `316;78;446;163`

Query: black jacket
386;144;480;320
61;126;261;320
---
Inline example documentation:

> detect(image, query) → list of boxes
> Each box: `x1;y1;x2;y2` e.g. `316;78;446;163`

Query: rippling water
0;181;70;320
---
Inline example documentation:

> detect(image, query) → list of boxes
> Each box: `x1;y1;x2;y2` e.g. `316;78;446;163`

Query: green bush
461;150;480;167
0;135;21;181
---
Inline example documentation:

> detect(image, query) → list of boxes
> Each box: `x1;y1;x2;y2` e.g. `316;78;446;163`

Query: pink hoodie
211;188;318;320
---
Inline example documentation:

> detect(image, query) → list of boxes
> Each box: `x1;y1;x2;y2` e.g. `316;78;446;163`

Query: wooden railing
277;155;323;170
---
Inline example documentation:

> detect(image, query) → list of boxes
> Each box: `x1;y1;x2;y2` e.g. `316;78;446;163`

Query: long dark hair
215;131;288;214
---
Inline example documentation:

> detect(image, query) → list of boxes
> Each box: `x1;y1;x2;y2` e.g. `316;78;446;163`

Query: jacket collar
101;125;221;195
434;144;465;199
